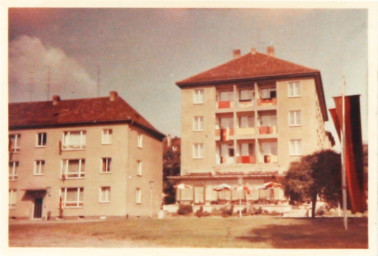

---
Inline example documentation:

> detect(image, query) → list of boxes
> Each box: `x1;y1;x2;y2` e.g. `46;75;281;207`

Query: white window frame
9;134;21;152
33;160;45;176
137;133;143;148
239;88;253;101
289;110;301;126
101;129;113;144
290;139;302;156
137;160;142;176
193;89;204;104
62;131;86;150
101;158;111;173
193;116;204;131
9;189;17;208
61;159;85;179
193;143;204;159
36;132;47;147
288;81;301;97
60;187;84;208
136;188;142;204
9;161;19;181
99;186;111;203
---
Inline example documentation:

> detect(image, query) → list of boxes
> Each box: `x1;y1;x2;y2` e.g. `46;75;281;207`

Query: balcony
236;127;255;136
220;156;236;164
258;126;277;135
262;155;278;163
257;98;276;108
215;128;234;141
237;156;256;164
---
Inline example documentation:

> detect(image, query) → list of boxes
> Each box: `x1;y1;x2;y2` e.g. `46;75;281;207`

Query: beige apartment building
172;47;334;204
8;91;164;220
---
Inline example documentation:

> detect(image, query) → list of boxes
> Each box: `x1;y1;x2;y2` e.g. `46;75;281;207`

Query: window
137;160;142;176
36;133;47;147
290;139;302;155
137;133;143;148
102;129;112;144
260;87;276;99
193;143;204;159
9;161;19;181
288;81;301;97
34;160;45;175
193;89;204;104
60;187;84;207
289;110;301;126
61;159;85;179
62;131;86;150
239;88;253;101
101;158;111;173
218;90;233;101
9;134;21;152
239;115;254;128
9;189;17;208
99;187;111;203
193;116;204;131
136;188;142;204
261;141;278;155
240;143;254;156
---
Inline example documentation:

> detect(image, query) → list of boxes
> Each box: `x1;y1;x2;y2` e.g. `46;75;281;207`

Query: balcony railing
237;156;256;164
262;155;278;163
215;128;234;141
257;98;276;107
236;127;255;136
217;101;232;109
221;156;236;164
258;126;276;134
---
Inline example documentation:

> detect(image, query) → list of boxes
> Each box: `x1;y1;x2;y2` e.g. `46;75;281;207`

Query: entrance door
34;198;43;218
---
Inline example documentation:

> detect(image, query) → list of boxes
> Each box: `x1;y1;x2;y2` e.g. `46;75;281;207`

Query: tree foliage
162;136;181;204
282;149;341;218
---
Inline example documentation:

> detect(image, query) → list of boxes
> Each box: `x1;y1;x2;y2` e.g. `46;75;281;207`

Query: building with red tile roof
8;91;164;220
171;47;334;207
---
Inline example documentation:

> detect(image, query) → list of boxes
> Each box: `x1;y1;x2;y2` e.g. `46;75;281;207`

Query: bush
221;205;234;217
249;207;263;215
177;204;193;215
195;206;211;217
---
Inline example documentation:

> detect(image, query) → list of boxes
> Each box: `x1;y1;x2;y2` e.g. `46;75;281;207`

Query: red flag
332;95;366;213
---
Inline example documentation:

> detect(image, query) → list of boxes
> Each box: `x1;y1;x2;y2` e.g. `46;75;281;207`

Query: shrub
177;204;193;215
195;206;211;217
221;205;234;217
250;207;263;215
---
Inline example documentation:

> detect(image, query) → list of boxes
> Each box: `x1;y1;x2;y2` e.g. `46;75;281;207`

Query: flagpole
341;76;348;231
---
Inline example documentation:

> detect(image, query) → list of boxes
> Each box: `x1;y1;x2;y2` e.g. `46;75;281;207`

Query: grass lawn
8;216;368;248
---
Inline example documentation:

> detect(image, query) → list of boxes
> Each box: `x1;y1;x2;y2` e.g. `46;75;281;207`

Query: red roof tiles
176;51;320;86
9;93;165;139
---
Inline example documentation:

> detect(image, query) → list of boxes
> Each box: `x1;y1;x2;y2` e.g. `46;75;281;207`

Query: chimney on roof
251;48;257;55
267;46;275;57
233;49;241;59
109;91;118;101
52;95;60;105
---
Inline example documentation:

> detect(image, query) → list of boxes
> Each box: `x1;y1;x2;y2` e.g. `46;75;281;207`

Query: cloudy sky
8;7;368;141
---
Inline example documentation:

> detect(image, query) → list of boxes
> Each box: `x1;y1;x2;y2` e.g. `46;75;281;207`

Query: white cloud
9;35;96;102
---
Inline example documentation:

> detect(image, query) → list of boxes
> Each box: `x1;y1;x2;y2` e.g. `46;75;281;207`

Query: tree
162;136;181;204
282;150;341;218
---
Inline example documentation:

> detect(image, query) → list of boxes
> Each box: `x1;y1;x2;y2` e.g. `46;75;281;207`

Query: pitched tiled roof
9;93;165;139
176;51;320;86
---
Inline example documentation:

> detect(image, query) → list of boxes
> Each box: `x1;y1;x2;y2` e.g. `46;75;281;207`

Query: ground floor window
136;188;142;204
60;187;83;207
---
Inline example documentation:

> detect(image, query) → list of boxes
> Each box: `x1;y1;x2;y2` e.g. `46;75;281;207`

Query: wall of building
125;125;163;217
9;123;163;219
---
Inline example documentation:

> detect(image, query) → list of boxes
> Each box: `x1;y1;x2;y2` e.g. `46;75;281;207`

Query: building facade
9;91;165;220
172;47;334;204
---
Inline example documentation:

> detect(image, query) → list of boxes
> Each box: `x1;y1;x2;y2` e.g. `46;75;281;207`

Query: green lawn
9;216;368;248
